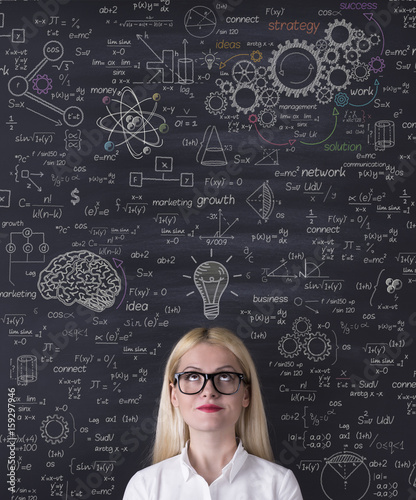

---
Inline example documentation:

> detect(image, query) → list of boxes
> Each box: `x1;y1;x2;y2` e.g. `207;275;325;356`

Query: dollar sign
71;188;80;206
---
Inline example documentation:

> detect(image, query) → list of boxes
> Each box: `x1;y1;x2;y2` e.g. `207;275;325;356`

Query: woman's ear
242;385;250;408
170;382;179;408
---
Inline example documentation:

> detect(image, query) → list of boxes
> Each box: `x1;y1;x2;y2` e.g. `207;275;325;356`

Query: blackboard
1;0;416;498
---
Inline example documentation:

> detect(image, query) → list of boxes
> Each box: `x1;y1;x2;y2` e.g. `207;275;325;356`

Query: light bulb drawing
205;53;215;69
193;260;229;320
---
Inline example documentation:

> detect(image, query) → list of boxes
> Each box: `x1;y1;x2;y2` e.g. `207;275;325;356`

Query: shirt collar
179;439;248;483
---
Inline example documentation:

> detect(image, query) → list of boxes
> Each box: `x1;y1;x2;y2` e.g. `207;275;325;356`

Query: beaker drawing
374;120;395;151
17;354;38;385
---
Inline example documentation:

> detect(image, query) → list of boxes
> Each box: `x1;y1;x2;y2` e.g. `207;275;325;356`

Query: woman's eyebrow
180;364;237;372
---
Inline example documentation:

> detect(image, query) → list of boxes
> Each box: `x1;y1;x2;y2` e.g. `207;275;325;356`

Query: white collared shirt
123;440;303;500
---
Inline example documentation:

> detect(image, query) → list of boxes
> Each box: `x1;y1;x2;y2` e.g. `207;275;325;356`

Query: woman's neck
187;432;238;485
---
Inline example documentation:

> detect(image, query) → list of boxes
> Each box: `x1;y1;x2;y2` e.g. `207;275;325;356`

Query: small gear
368;56;386;73
345;49;360;65
334;92;349;107
215;79;235;94
40;414;69;444
315;86;334;105
250;50;263;63
369;33;381;46
259;87;280;108
352;28;365;41
292;316;312;335
323;47;341;65
32;74;53;95
254;66;269;89
350;62;370;82
315;38;329;53
204;91;228;115
258;109;277;128
232;59;257;84
355;37;372;53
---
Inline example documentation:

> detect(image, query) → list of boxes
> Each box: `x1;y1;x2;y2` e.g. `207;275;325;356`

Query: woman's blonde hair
152;326;274;464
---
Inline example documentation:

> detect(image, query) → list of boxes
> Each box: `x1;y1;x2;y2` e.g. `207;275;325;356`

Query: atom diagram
96;87;168;160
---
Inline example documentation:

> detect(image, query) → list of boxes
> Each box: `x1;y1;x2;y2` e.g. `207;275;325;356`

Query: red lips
197;404;223;413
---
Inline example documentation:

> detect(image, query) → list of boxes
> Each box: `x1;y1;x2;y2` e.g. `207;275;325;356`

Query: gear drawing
368;56;386;73
292;316;312;335
205;91;228;115
278;334;303;358
230;83;259;114
324;64;351;91
258;109;277;128
350;62;370;82
232;59;257;84
250;50;263;63
259;87;280;108
267;39;323;97
303;332;332;362
315;86;334;105
40;414;69;444
215;79;234;94
324;19;354;50
355;37;372;53
32;74;53;95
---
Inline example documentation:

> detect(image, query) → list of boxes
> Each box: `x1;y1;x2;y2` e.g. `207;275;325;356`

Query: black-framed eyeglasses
174;371;245;395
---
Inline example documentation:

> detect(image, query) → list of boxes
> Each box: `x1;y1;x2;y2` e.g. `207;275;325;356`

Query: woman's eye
219;373;232;381
186;373;200;381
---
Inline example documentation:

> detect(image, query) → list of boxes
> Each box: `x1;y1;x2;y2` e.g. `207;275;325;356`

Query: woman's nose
201;377;218;396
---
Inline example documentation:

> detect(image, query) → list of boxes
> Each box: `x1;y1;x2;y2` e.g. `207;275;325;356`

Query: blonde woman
123;327;303;499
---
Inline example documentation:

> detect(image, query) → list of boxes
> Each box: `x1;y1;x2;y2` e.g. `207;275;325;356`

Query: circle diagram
184;6;216;38
321;451;370;500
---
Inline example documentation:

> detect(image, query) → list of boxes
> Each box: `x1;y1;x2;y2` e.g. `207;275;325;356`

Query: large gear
303;332;332;362
267;39;323;98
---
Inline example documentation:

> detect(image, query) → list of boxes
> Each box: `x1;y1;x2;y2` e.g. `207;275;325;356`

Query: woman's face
170;343;250;438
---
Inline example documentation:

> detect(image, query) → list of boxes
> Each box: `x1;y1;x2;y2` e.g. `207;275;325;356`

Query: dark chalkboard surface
1;1;416;498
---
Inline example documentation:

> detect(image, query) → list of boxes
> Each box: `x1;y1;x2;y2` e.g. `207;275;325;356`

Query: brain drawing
38;250;121;312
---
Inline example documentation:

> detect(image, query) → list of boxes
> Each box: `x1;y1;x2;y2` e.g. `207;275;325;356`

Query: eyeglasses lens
178;372;240;395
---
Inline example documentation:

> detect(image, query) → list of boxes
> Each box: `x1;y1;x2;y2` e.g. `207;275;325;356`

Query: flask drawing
193;260;229;320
